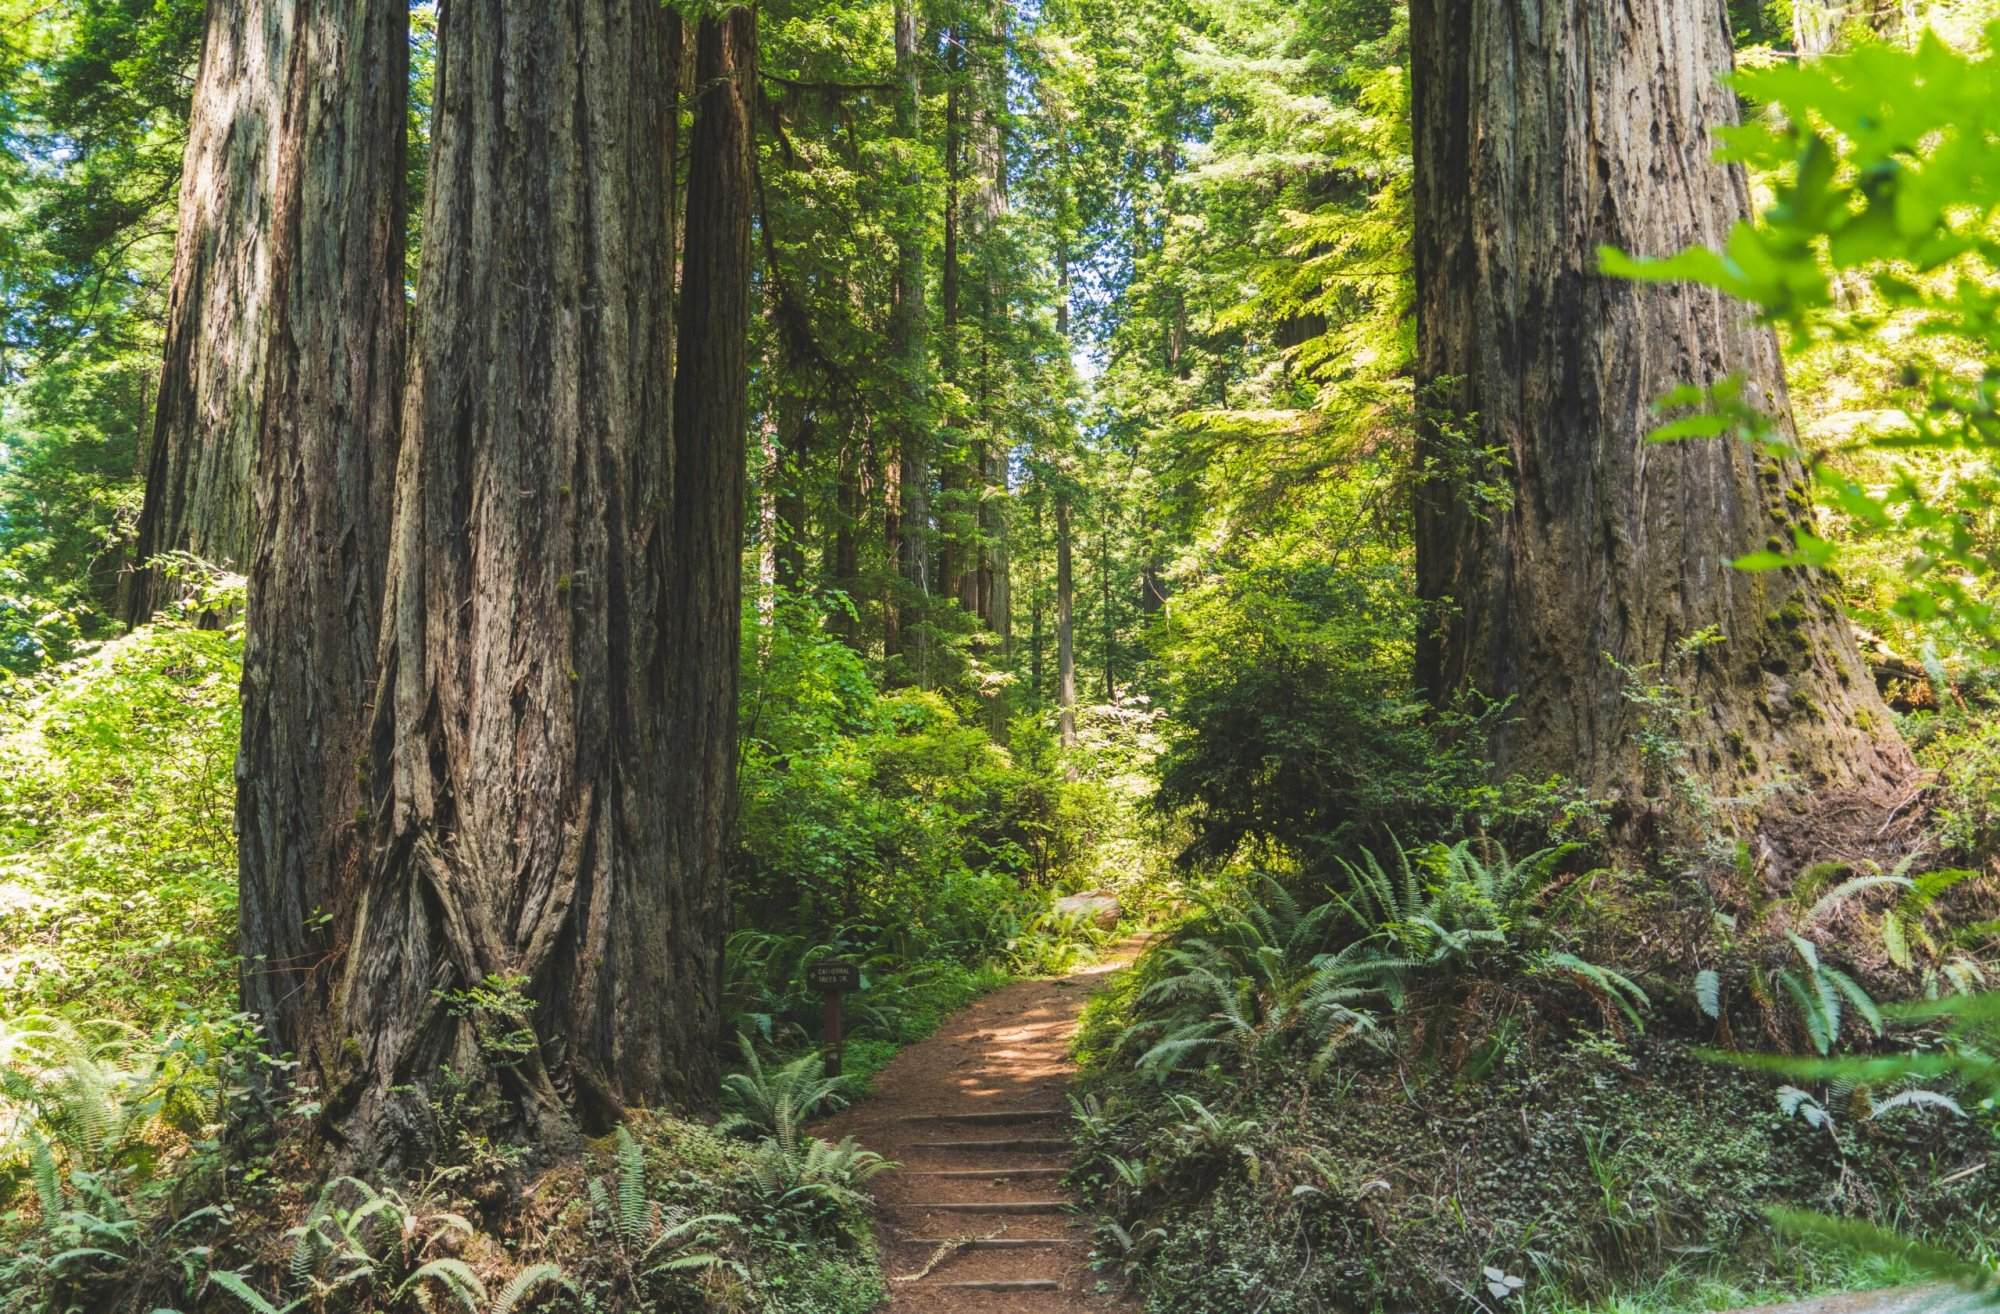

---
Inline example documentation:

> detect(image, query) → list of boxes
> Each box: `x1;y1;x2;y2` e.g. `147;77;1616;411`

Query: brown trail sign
809;958;861;1075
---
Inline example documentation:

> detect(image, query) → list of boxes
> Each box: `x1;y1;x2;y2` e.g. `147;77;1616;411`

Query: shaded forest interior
2;1;2000;1312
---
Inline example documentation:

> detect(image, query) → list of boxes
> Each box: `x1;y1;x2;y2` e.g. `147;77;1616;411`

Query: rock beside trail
1052;891;1120;930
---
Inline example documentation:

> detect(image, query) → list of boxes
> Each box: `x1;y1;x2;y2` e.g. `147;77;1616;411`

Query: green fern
207;1270;300;1314
491;1263;577;1314
395;1257;486;1312
718;1034;850;1144
614;1125;648;1249
1538;953;1650;1030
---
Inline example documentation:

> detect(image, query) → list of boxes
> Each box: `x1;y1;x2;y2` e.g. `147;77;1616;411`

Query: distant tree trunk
773;398;812;592
237;0;407;1074
1056;493;1077;748
310;0;721;1163
1030;497;1046;697
887;0;930;678
1794;0;1845;56
940;43;970;614
1100;522;1114;701
830;436;862;647
128;0;292;621
970;1;1010;642
1409;0;1911;825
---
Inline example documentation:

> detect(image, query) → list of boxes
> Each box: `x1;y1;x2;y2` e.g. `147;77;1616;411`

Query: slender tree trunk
970;1;1010;641
774;398;812;593
237;0;408;1076
1409;0;1911;826
1794;0;1845;56
831;435;862;647
887;0;930;679
316;0;718;1163
941;44;970;614
1100;522;1114;701
1056;493;1077;748
127;1;292;621
1030;497;1046;697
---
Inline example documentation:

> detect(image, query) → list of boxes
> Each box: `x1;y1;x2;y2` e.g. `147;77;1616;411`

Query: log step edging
912;1137;1070;1152
900;1108;1068;1124
900;1167;1067;1178
890;1236;1080;1249
895;1200;1071;1214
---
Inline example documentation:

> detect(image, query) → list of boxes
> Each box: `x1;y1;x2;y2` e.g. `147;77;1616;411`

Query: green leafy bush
737;591;1102;966
0;614;241;1027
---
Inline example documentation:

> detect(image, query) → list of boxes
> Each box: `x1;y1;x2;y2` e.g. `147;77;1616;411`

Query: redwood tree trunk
237;0;408;1073
317;0;719;1161
663;1;756;1107
1409;0;1910;820
128;0;292;620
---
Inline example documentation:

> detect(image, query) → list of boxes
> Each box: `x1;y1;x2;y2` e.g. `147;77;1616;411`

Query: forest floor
817;945;1144;1314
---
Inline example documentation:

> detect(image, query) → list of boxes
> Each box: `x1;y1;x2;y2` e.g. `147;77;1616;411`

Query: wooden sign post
807;958;860;1076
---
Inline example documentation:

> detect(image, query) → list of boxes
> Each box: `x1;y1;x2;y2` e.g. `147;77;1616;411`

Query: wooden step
901;1167;1066;1178
901;1108;1066;1124
895;1200;1071;1214
935;1280;1061;1292
891;1236;1079;1249
912;1137;1070;1153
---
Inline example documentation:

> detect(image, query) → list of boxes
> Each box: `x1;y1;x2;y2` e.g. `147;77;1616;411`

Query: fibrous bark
314;0;719;1161
128;0;292;620
1409;0;1911;818
237;0;407;1072
663;1;757;1109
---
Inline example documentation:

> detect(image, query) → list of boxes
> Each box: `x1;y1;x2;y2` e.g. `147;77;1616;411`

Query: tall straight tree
237;0;407;1071
127;1;292;620
1056;491;1077;748
970;0;1012;649
886;0;931;677
663;0;757;1114
1409;1;1911;819
279;0;737;1160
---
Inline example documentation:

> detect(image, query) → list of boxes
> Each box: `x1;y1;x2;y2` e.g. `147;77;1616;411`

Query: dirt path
817;953;1140;1314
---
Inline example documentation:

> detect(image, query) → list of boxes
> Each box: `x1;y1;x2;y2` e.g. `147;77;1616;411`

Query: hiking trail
818;950;1141;1313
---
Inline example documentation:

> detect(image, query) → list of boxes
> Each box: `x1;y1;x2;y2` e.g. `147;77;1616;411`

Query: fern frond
395;1258;486;1312
490;1263;575;1314
614;1125;647;1248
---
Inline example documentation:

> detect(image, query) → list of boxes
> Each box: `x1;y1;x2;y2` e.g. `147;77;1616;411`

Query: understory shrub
736;590;1109;966
0;611;241;1027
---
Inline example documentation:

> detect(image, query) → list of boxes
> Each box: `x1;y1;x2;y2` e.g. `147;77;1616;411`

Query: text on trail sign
809;960;860;993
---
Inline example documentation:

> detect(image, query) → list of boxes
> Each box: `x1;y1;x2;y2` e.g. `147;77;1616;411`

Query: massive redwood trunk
237;0;407;1071
307;0;728;1161
128;1;291;620
1409;1;1911;821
